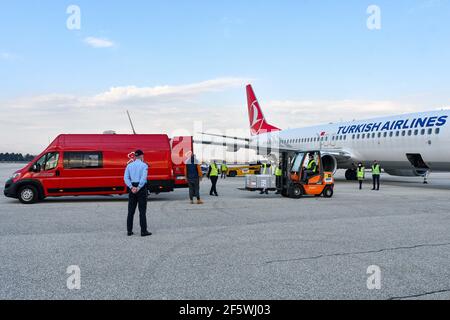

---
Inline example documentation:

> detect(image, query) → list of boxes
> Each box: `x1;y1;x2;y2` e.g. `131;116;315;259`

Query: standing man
208;160;219;196
357;162;365;190
221;162;228;179
371;160;381;191
260;162;270;194
275;161;283;194
124;150;152;237
185;154;204;205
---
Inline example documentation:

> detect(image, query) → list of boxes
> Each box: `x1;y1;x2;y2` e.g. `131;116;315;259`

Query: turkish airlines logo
250;100;265;134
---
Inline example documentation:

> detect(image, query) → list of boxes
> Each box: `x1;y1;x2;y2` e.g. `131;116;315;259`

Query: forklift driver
303;153;318;182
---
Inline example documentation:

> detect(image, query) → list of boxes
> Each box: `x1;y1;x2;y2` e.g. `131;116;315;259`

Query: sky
1;0;450;156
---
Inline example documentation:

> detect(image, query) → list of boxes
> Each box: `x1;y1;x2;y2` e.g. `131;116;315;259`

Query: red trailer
4;134;193;204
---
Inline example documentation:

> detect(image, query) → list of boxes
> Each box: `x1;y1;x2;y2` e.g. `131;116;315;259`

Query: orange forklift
278;150;334;198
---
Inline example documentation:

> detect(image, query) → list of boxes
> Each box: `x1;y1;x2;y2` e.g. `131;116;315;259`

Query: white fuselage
250;110;450;172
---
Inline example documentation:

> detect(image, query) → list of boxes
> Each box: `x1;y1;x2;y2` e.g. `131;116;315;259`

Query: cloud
0;52;15;60
0;78;250;153
84;37;116;48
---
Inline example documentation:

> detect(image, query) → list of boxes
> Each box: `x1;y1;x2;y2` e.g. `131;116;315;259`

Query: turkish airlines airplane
201;85;450;180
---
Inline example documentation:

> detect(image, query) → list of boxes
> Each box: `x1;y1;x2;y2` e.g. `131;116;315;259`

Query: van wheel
18;185;39;204
288;185;303;199
323;186;334;198
229;171;237;177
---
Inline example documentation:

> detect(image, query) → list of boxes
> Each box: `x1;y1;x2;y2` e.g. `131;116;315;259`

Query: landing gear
345;169;357;181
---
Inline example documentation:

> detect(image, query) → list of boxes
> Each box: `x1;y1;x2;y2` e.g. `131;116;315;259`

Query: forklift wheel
323;186;334;198
288;185;303;199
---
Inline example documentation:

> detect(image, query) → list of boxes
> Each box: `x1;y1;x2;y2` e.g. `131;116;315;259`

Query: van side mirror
31;164;40;173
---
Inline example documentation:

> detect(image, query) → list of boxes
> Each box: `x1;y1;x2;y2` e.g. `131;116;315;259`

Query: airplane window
383;132;387;138
372;133;375;138
344;135;347;140
352;134;355;140
389;132;393;137
357;134;360;139
325;137;328;141
378;132;382;138
408;130;412;136
402;131;406;136
362;134;365;139
421;129;425;135
436;128;440;134
428;129;432;135
396;131;400;137
414;130;419;136
367;134;370;139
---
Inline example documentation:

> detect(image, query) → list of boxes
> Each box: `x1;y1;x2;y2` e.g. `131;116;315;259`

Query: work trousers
210;176;218;195
188;178;201;200
127;184;148;233
372;175;380;190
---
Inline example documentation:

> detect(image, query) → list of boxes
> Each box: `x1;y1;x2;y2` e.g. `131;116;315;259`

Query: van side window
64;152;103;169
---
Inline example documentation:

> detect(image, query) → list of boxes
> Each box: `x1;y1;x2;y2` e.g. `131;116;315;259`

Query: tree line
0;153;36;162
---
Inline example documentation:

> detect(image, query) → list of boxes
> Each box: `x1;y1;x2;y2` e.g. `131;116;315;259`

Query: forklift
278;150;334;198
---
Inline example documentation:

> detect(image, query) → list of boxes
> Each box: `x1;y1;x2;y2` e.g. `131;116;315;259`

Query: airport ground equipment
226;163;263;177
244;150;334;198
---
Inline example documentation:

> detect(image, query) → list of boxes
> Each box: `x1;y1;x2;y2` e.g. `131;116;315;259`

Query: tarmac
0;163;449;300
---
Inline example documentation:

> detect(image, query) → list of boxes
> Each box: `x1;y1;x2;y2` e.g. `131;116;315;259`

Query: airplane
199;85;449;181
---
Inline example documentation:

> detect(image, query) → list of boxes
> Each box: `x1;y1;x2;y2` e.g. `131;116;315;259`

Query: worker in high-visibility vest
357;162;365;190
220;162;228;179
260;163;270;194
261;163;269;175
304;154;318;182
275;162;283;194
207;160;219;196
371;160;381;191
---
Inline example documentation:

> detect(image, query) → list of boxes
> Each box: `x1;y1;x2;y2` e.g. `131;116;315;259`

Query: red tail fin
246;85;280;136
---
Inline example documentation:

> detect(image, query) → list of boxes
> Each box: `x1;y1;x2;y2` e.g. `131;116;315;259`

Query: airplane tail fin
246;84;280;136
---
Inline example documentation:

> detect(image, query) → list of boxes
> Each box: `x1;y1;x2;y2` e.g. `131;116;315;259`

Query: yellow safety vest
262;164;268;174
210;163;219;176
357;167;365;180
372;164;381;175
307;160;317;172
275;167;282;176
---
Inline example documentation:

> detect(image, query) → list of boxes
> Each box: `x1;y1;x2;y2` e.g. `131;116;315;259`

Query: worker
185;154;204;205
259;162;270;194
303;154;317;182
275;162;283;194
124;150;152;237
221;162;228;179
261;163;269;175
357;162;365;190
207;160;219;196
371;160;381;191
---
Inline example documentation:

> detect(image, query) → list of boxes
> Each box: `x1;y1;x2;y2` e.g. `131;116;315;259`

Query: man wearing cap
124;150;152;237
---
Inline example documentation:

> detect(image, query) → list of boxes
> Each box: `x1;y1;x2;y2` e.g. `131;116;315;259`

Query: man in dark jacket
185;154;204;204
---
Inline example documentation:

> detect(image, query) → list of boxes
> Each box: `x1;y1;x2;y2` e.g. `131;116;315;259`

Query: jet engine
321;154;338;173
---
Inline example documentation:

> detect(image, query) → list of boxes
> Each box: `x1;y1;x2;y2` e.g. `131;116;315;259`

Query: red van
4;134;193;204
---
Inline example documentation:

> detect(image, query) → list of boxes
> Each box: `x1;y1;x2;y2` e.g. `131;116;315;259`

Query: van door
30;152;61;195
